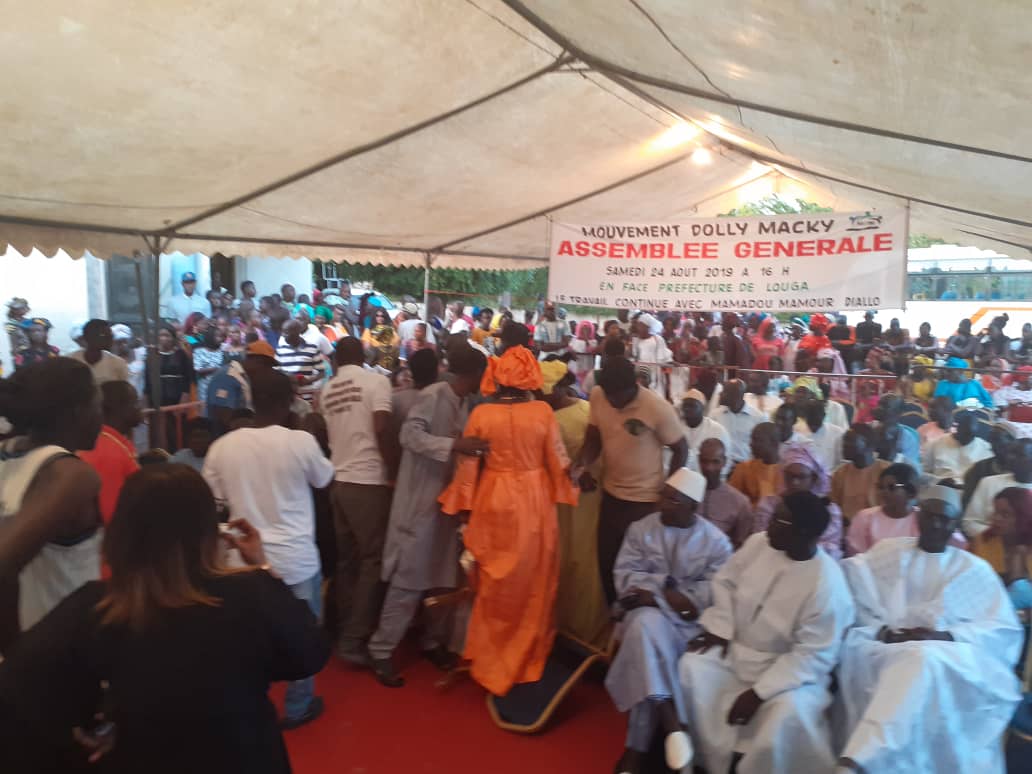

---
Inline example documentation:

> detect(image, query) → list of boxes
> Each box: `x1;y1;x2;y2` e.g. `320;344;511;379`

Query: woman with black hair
846;463;967;555
0;357;102;653
144;324;195;449
0;464;328;773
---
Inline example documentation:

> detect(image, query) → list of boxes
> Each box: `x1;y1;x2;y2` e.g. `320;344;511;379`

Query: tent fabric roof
2;1;1029;268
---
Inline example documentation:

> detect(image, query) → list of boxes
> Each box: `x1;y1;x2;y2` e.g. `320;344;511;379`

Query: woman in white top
569;321;598;386
631;313;673;399
0;357;102;653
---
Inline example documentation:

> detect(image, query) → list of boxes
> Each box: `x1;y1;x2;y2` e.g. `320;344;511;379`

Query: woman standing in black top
144;324;195;450
0;464;329;774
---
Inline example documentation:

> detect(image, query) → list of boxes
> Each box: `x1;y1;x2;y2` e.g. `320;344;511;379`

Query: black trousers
597;491;657;604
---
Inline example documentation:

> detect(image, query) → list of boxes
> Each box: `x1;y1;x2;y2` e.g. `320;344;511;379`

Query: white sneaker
665;730;693;770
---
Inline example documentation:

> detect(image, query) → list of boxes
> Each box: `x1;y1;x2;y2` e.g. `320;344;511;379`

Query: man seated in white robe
605;468;732;774
836;485;1023;773
678;491;854;774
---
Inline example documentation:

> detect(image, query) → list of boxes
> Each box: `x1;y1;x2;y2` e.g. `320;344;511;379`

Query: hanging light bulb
691;147;713;165
647;122;700;152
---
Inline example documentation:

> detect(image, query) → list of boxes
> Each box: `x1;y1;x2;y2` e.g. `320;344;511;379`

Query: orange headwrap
479;345;543;395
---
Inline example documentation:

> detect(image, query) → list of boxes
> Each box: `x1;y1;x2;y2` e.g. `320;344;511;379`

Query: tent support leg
423;253;432;322
140;234;174;450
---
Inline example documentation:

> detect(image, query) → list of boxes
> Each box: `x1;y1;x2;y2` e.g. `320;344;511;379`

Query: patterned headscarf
780;442;831;496
480;345;543;395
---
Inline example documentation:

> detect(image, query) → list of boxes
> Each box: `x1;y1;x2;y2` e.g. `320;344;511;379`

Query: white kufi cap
666;467;706;503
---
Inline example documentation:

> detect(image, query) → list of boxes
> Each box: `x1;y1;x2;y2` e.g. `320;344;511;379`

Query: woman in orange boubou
440;324;578;696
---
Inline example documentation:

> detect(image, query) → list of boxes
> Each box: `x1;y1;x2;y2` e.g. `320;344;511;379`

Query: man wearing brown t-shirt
574;357;688;602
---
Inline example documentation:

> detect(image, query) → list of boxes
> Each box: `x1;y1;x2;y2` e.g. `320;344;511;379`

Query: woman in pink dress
847;463;967;555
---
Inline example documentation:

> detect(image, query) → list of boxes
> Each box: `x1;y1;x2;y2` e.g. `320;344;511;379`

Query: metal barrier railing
141;401;203;451
633;360;1020;410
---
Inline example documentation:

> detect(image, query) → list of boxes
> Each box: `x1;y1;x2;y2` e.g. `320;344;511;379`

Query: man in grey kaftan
605;468;732;774
367;349;487;686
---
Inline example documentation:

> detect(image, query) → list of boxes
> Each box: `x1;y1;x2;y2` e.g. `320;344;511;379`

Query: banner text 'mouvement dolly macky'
547;210;907;312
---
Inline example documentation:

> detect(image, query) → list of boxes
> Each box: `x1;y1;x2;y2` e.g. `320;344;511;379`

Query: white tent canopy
2;1;1029;269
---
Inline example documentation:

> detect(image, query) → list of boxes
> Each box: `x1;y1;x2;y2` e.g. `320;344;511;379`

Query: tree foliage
907;233;947;249
315;261;546;306
719;196;832;217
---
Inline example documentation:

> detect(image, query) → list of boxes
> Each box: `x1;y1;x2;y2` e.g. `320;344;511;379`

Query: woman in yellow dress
906;354;938;403
360;307;400;370
541;360;610;651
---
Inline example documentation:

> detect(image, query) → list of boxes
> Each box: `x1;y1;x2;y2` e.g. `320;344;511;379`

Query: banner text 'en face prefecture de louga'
547;210;907;312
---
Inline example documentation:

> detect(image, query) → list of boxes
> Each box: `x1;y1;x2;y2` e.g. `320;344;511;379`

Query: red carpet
275;651;626;774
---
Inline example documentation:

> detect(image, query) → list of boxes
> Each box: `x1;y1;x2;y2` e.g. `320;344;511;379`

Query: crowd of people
1;286;1030;773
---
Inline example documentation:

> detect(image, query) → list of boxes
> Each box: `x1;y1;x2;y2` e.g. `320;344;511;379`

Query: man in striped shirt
277;319;324;402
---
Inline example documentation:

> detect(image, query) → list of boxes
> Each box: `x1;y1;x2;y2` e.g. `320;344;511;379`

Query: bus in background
844;245;1032;341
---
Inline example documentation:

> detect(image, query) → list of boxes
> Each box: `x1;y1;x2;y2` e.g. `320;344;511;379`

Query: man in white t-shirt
295;308;334;358
202;369;334;728
165;271;210;322
68;319;129;384
397;302;436;346
321;337;396;665
709;380;765;465
794;397;845;473
743;371;783;419
964;436;1032;538
679;389;730;475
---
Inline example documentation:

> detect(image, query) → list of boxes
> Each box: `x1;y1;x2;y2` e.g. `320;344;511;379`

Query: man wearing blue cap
167;271;208;322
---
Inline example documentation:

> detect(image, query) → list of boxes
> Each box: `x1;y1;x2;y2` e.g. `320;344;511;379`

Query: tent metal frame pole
140;234;173;449
585;70;1032;233
499;0;1032;165
423;253;432;321
902;200;912;309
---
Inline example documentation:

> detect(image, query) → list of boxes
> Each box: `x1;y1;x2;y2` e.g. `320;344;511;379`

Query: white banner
548;210;907;312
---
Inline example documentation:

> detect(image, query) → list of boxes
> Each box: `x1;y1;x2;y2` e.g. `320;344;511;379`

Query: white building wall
236;256;313;299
